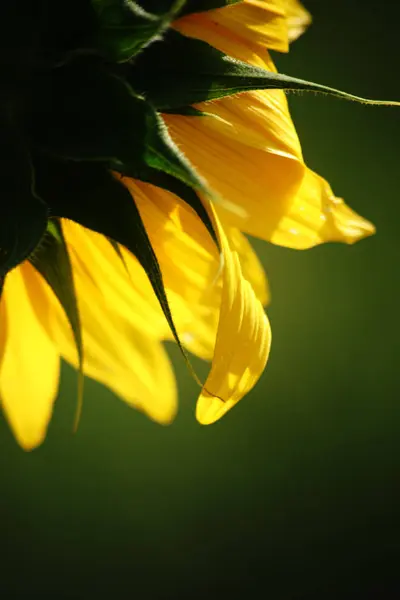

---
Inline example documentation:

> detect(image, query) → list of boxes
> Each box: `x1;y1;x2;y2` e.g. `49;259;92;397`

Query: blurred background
1;1;399;597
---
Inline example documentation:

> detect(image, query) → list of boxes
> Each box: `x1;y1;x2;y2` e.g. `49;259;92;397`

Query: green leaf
0;125;48;277
92;0;187;61
28;60;207;193
130;29;400;109
32;156;194;369
29;218;84;431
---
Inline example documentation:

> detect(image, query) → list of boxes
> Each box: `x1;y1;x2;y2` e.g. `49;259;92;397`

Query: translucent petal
170;2;374;249
192;88;302;159
122;179;269;362
163;110;373;248
281;0;311;42
0;265;60;450
61;221;170;340
176;0;290;54
0;290;7;366
269;169;376;249
226;226;269;306
122;177;222;360
164;9;307;240
122;180;271;422
23;237;178;425
163;109;305;239
196;206;271;424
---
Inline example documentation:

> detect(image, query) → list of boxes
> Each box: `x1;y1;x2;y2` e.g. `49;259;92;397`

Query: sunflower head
3;0;393;280
0;0;397;449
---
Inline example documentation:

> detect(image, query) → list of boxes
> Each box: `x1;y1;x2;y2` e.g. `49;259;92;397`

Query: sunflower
0;0;391;450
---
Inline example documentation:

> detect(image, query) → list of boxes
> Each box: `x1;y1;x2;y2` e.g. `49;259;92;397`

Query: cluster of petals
0;0;374;449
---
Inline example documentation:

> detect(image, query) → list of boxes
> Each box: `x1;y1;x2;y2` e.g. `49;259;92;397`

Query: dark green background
1;1;399;597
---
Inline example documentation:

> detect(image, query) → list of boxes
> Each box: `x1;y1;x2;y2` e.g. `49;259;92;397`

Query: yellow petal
23;238;178;425
62;220;170;340
226;226;270;306
0;289;7;366
163;109;305;237
192;86;302;159
164;8;307;236
269;169;376;249
122;178;269;361
171;3;373;249
122;177;221;360
281;0;311;42
0;265;60;450
165;98;374;247
169;0;322;249
196;206;271;424
175;0;290;55
122;180;271;422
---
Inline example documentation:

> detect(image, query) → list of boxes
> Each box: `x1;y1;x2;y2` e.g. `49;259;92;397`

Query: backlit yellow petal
0;265;60;450
61;221;170;340
122;177;272;421
227;226;270;306
23;237;178;425
196;207;271;424
164;8;308;237
281;0;311;42
163;110;305;238
170;3;373;250
0;291;7;366
193;88;302;159
122;177;221;360
176;0;290;55
122;178;269;362
164;115;373;248
269;169;376;248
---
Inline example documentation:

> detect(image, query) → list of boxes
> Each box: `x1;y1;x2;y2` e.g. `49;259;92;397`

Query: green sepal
0;126;48;277
28;60;207;193
28;218;84;430
130;29;400;109
32;156;193;369
92;0;187;62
